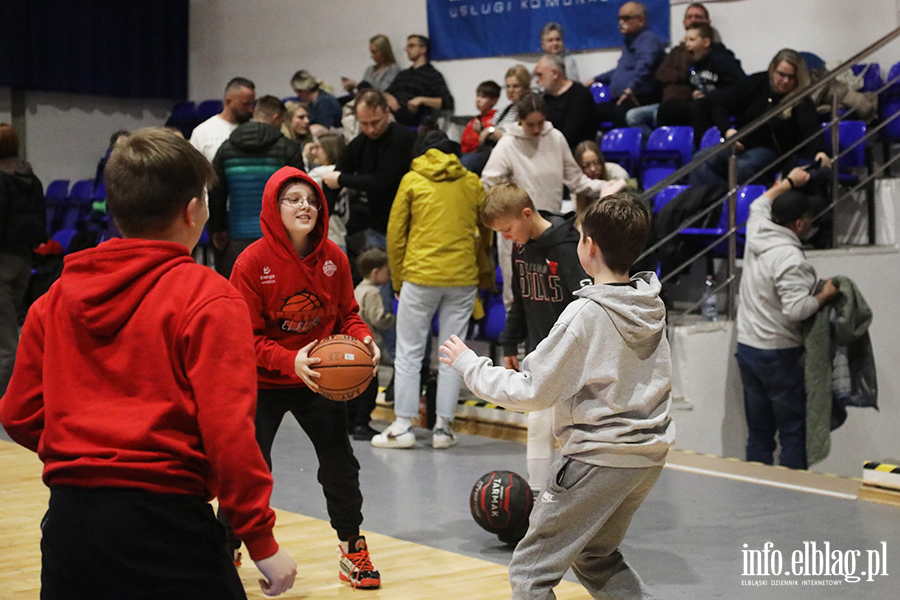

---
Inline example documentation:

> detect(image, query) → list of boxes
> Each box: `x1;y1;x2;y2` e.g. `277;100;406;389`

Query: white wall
21;92;172;184
189;0;900;115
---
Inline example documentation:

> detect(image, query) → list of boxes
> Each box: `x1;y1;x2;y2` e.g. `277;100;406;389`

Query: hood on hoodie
228;121;285;153
259;166;329;264
59;239;196;337
575;272;666;344
411;148;468;182
533;211;579;250
505;120;554;140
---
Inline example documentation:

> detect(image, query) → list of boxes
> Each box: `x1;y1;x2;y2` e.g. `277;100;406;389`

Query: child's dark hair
476;80;501;99
578;192;651;274
356;247;389;276
105;127;215;236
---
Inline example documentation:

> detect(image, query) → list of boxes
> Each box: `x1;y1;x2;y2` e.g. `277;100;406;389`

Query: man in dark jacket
0;123;46;395
322;89;416;247
209;96;305;277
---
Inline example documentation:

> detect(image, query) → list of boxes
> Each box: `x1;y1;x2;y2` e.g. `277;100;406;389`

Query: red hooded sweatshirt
0;238;279;561
230;167;371;387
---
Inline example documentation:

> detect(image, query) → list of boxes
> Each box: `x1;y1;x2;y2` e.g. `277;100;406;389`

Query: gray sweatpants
509;457;663;600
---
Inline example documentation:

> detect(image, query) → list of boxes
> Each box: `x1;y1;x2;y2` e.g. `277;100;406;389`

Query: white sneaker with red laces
338;535;381;589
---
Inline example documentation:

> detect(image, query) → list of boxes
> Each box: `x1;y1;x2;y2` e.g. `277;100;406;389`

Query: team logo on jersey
260;265;275;285
263;266;271;274
323;260;337;277
273;291;326;334
546;260;558;276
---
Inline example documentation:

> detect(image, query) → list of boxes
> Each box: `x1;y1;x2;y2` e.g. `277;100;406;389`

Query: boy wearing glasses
229;167;383;589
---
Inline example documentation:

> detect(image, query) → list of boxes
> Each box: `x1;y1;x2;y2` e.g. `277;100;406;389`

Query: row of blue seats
44;179;107;235
599;121;871;191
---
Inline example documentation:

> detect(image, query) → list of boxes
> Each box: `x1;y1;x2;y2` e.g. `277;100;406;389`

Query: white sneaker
371;424;416;448
432;427;458;449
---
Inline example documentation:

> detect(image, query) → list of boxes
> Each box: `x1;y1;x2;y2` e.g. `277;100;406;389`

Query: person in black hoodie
691;48;832;186
656;22;745;143
0;123;46;395
209;96;305;278
480;182;593;493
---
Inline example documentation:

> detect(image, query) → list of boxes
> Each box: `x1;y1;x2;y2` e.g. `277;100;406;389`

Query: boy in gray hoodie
441;192;673;600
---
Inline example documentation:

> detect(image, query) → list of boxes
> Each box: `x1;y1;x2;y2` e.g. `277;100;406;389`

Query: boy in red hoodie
229;166;382;589
0;128;296;598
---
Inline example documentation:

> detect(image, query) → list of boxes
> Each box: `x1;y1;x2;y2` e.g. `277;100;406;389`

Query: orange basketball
309;334;375;401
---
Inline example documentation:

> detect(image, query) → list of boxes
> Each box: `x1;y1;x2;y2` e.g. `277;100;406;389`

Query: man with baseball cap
735;167;840;470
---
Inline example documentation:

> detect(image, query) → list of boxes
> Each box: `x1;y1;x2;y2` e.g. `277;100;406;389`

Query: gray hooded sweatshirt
737;194;820;349
452;272;674;468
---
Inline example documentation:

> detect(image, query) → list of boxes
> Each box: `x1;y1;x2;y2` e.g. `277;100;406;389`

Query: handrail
638;27;900;320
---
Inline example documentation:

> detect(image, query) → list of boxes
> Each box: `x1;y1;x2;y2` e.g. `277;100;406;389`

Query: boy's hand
294;341;322;392
322;170;341;189
503;355;520;372
439;334;470;366
815;278;841;305
254;547;298;597
363;335;381;377
600;179;627;198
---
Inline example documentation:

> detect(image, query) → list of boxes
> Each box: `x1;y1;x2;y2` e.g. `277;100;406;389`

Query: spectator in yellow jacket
373;131;490;450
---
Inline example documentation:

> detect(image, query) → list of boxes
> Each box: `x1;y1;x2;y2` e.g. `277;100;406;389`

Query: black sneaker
352;424;380;441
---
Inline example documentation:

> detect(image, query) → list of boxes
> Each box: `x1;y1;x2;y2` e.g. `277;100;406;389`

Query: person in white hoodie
736;167;840;470
441;192;673;600
481;93;624;307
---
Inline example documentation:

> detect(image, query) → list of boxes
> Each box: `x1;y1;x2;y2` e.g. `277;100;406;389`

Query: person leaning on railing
690;48;832;187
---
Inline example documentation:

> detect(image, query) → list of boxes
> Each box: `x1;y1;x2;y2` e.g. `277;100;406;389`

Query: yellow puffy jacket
387;149;491;292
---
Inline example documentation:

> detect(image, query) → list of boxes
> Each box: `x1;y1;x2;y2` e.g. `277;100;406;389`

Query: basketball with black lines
309;334;374;401
470;470;533;545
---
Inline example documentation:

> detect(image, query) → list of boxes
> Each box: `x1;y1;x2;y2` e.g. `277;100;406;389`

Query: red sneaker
338;535;381;589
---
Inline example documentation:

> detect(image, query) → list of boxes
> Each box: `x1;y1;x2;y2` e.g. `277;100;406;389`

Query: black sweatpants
42;486;245;600
255;386;364;540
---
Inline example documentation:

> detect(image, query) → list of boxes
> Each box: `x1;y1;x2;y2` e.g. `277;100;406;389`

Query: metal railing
636;27;900;320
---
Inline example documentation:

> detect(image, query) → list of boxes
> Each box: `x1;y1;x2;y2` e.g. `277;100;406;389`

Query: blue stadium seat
196;99;224;121
600;128;642;177
44;179;70;234
51;228;78;254
851;63;883;93
700;126;723;150
164;100;197;136
57;179;95;230
680;185;765;256
643;126;694;166
652;185;689;214
589;82;611;104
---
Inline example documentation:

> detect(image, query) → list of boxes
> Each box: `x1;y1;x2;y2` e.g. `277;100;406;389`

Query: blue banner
427;0;671;61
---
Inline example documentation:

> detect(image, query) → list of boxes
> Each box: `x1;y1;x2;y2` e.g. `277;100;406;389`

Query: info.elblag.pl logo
741;541;888;586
